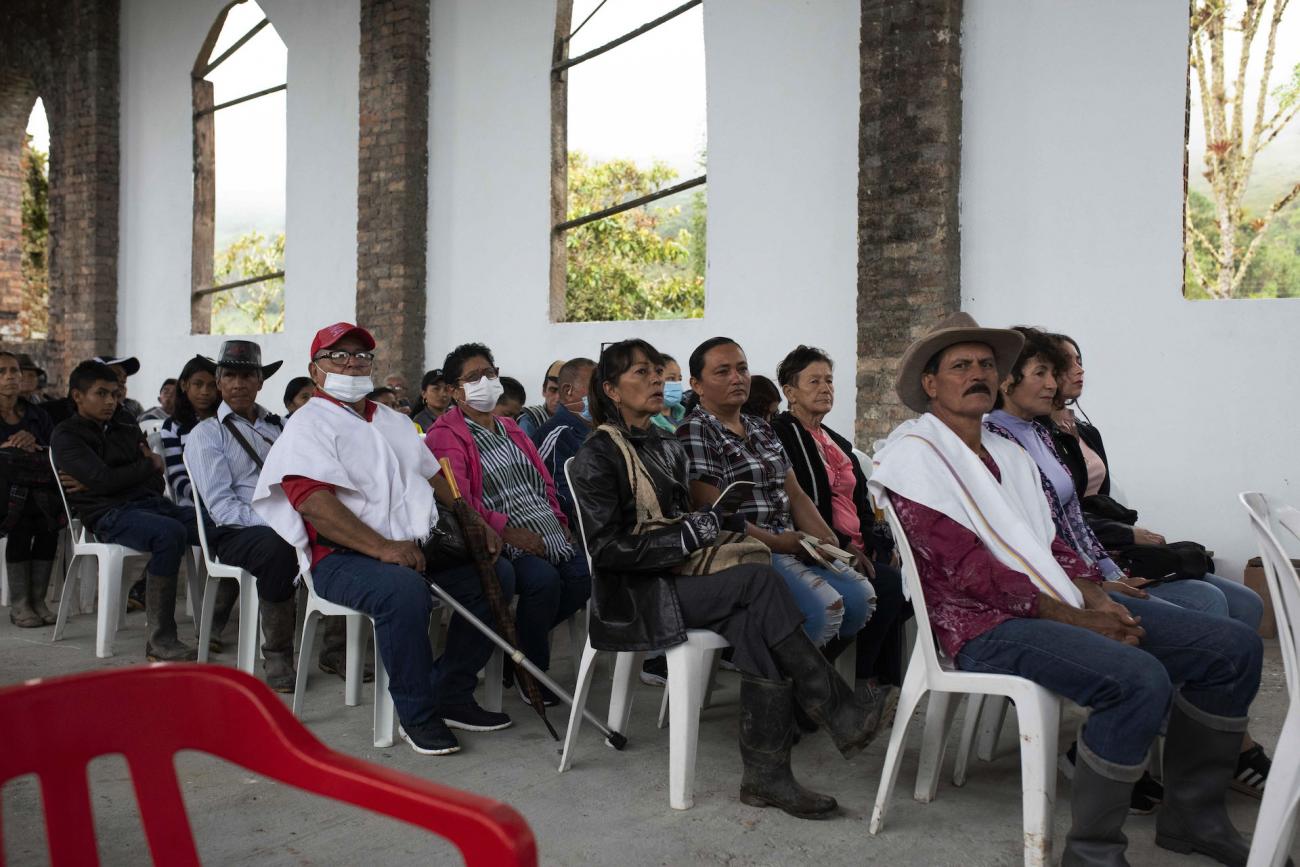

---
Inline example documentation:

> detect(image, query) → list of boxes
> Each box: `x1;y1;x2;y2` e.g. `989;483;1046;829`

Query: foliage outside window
552;0;707;322
1185;0;1300;299
19;133;48;340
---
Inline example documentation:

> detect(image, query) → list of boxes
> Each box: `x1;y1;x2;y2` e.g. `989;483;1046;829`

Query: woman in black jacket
770;346;911;690
568;339;887;820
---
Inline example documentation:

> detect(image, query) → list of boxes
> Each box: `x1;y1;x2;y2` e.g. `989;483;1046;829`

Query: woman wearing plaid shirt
677;337;876;657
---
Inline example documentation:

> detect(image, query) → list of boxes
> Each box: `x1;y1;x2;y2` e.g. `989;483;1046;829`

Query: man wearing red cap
253;323;515;756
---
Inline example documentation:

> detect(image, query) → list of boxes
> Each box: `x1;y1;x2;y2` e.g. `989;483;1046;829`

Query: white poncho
252;397;440;574
868;413;1083;608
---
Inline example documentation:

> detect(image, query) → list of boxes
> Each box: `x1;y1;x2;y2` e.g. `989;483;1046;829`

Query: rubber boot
317;615;374;682
770;629;884;758
738;675;838;819
260;597;297;693
6;561;42;628
1062;756;1133;867
206;578;241;653
145;573;198;662
29;560;56;625
1155;704;1262;867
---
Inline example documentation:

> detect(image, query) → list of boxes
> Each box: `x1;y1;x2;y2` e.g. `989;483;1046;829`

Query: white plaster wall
961;0;1300;577
427;0;861;434
118;0;359;405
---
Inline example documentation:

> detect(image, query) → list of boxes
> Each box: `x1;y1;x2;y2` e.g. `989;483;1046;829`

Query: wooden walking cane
439;459;560;741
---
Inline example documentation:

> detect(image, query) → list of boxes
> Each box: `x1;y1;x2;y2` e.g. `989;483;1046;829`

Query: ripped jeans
770;553;875;646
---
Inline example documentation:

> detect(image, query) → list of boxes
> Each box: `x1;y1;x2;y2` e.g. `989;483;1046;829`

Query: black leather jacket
567;424;697;652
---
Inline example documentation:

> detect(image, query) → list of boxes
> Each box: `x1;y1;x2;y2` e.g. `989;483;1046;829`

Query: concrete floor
1;599;1296;866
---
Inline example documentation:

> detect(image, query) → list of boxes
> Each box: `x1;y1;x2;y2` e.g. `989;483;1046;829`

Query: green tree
212;231;285;334
20;135;49;339
563;151;704;322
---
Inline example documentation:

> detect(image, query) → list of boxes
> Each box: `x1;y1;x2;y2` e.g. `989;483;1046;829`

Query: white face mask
319;371;374;403
462;375;504;412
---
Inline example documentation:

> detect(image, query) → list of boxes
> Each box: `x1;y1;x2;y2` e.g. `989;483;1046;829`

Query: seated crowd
1;314;1278;865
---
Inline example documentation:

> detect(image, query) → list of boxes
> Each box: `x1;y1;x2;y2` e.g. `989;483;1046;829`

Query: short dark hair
442;343;495;387
498;376;526;405
283;376;313;411
994;326;1068;410
69;360;119;395
420;368;446;390
743;375;781;421
0;351;19;367
366;386;397;401
590;339;665;427
557;357;595;390
775;345;833;388
160;378;177;391
660;353;677;365
172;356;218;427
688;336;740;380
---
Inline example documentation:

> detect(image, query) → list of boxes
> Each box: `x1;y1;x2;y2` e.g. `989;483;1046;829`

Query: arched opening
192;0;287;334
0;74;43;343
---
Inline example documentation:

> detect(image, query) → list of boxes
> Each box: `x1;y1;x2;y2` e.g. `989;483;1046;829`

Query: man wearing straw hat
252;323;514;757
868;312;1264;866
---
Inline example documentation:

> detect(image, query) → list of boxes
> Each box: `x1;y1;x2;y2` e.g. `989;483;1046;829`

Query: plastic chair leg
292;609;322;717
235;582;259;675
834;636;857;683
977;694;1009;762
665;642;706;810
96;554;125;659
52;554;80;642
953;693;986;787
484;648;503;713
870;653;928;835
660;648;721;728
1013;691;1059;867
607;652;641;733
558;640;600;773
0;554;8;607
344;614;364;707
915;690;959;803
196;577;220;665
1247;712;1300;867
185;551;205;629
567;612;583;673
372;624;395;748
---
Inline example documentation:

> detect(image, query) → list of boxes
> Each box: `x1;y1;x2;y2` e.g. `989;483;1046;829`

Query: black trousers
209;525;300;603
853;561;913;686
4;503;59;562
673;562;804;681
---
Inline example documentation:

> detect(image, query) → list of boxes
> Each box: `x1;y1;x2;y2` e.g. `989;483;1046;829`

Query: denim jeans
93;497;199;577
503;550;590;671
312;551;515;727
1147;573;1264;631
770;553;875;645
955;592;1262;780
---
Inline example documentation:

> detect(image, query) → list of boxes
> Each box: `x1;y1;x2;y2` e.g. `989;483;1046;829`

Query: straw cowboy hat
894;312;1024;413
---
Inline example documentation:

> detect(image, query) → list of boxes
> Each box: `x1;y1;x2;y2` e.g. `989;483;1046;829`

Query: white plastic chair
291;568;395;749
0;536;9;606
558;458;730;810
1239;493;1300;867
870;501;1061;867
48;449;151;658
183;453;262;674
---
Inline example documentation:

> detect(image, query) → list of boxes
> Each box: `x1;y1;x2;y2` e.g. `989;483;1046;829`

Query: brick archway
0;72;40;347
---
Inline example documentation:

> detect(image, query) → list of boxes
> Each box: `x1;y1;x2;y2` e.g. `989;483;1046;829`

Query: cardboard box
1242;557;1293;639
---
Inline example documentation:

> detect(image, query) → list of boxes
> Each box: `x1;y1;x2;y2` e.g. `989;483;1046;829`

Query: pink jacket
425;405;568;535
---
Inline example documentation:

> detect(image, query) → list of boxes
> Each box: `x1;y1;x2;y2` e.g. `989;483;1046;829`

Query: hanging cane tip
604;731;628;751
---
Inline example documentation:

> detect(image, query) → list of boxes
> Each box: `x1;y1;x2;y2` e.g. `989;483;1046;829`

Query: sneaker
1130;772;1163;815
640;656;668;687
399;719;461;756
127;578;146;612
1232;744;1270;798
440;702;514;732
516;681;560;708
856;682;898;735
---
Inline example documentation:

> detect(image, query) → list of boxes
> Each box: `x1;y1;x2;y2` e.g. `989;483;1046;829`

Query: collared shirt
186;402;283;527
467;415;572;564
677;406;792;532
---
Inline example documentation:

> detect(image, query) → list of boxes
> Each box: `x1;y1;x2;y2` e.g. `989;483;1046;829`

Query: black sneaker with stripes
1231;744;1270;798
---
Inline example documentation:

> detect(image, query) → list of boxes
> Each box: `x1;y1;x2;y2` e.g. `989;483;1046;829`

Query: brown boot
145;573;197;662
260;597;297;693
206;578;241;653
6;562;43;628
29;560;57;625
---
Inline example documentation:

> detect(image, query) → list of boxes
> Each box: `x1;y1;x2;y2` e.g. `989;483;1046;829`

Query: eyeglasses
459;366;499;385
314;350;376;367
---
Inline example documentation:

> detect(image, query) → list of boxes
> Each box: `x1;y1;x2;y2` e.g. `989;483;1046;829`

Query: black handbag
422;508;471;572
1112;540;1212;581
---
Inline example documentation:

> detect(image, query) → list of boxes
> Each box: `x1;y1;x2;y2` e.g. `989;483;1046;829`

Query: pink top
1080;437;1107;498
809;424;864;549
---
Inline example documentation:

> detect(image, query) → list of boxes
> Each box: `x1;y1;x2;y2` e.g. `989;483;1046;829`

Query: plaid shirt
677;406;792;532
467;416;572;564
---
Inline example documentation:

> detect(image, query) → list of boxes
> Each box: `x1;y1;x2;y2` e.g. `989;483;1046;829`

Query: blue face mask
578;395;592;422
662;380;684;408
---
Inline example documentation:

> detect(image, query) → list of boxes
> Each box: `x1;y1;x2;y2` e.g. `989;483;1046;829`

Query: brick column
856;0;963;445
356;0;430;384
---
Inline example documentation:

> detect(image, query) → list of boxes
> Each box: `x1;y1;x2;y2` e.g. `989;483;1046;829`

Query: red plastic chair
0;664;537;866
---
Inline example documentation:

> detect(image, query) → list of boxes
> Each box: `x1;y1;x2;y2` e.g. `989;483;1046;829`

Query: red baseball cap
310;322;376;358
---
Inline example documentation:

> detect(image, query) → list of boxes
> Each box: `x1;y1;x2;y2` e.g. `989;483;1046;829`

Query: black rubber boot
206;578;241;652
260;598;297;693
29;560;56;625
1062;756;1133;867
738;675;838;819
145;573;198;662
771;629;883;758
6;561;42;628
1155;704;1267;867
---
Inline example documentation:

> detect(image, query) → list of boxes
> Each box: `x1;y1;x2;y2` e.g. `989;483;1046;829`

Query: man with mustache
869;312;1264;866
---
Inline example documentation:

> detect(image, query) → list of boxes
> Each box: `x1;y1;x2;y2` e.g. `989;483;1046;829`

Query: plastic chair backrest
48;448;87;545
563;457;596;577
181;452;219;569
0;665;537;866
882;500;948;671
1241;492;1300;698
